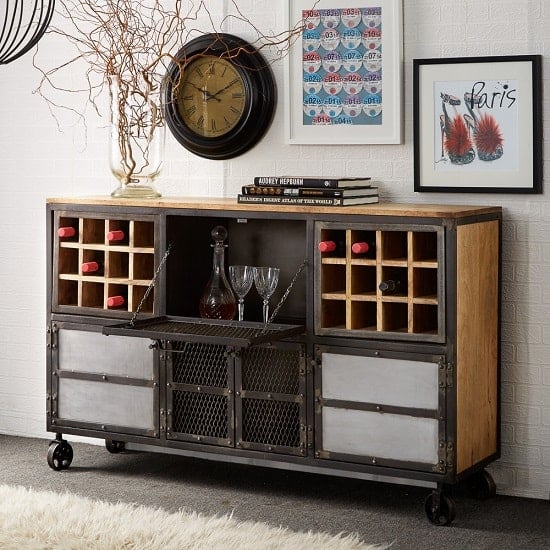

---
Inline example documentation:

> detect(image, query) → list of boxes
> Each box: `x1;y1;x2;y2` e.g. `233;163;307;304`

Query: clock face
164;33;276;160
178;56;247;138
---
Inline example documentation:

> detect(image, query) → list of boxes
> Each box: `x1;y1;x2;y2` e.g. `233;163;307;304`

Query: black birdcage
0;1;55;64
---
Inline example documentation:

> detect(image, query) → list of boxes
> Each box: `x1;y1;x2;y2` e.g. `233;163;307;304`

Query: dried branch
32;0;310;185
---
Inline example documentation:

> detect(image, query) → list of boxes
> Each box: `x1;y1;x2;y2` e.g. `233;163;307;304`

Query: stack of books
237;176;379;207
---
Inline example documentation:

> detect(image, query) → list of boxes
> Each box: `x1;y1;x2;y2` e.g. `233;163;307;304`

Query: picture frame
413;55;543;193
285;0;403;145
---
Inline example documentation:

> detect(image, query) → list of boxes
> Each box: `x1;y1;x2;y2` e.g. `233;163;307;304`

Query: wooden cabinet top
47;196;502;219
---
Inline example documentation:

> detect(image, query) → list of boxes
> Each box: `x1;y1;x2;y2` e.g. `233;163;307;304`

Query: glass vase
109;74;164;198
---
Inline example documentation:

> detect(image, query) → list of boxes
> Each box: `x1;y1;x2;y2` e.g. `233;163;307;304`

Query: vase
109;74;164;198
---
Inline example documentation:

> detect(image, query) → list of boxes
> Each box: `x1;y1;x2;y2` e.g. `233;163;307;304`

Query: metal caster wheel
47;440;73;471
105;440;125;454
425;491;456;526
467;469;497;500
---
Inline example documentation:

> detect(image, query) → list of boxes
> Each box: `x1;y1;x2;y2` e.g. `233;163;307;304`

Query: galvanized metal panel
322;352;438;409
58;328;153;378
57;378;154;430
322;407;439;464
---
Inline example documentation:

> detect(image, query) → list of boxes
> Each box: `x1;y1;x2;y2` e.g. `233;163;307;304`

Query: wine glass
253;266;280;323
229;265;254;321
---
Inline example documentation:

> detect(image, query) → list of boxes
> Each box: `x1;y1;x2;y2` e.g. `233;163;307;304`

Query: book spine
242;185;348;197
253;177;367;188
237;194;344;206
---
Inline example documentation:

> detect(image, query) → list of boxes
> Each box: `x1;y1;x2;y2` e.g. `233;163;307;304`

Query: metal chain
267;258;308;324
130;243;172;326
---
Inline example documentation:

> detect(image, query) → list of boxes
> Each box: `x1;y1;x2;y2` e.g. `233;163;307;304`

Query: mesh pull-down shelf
102;316;305;347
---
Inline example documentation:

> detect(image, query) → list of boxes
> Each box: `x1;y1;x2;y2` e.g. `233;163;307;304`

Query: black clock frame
164;33;277;160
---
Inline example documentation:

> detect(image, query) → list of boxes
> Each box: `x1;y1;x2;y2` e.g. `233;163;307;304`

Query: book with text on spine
253;176;372;188
242;184;378;198
237;194;379;207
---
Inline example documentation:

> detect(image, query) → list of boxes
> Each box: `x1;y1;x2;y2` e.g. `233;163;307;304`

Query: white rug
0;484;383;549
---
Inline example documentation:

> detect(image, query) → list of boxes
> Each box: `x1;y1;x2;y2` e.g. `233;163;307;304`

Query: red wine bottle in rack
58;226;76;238
351;240;375;255
107;230;125;242
318;240;345;255
81;260;104;275
107;295;125;308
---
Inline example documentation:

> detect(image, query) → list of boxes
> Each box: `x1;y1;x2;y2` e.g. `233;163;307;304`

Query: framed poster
413;55;543;193
285;0;403;144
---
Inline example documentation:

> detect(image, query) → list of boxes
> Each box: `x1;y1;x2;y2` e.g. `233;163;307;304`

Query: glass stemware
253;266;280;323
229;265;254;321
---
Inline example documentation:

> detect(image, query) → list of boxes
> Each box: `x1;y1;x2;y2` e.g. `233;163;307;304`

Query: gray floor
1;435;548;549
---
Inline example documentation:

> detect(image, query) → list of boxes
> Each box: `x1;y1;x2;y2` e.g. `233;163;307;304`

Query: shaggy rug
0;484;382;549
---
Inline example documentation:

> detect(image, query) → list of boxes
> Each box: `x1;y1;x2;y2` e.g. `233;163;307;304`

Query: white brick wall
0;0;549;500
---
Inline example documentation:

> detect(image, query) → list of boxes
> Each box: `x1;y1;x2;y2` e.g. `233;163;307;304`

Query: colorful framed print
285;0;403;144
413;55;542;193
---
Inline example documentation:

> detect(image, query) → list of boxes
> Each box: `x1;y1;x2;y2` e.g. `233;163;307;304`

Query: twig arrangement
33;0;307;184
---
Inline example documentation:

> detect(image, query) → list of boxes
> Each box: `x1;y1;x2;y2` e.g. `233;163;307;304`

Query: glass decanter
199;226;237;320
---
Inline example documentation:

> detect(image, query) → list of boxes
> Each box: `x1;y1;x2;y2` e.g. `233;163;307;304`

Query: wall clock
164;33;277;160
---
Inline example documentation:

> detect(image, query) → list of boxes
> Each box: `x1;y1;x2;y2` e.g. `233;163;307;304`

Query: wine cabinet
46;197;501;525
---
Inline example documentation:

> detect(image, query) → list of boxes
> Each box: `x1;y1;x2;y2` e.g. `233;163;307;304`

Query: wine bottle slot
107;230;125;242
107;295;125;308
58;226;76;238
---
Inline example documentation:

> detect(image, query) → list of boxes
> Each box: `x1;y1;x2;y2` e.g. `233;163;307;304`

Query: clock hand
207;79;240;100
204;90;221;102
187;82;221;102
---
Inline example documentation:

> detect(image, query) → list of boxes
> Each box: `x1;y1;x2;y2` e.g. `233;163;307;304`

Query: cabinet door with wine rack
52;210;159;318
314;221;445;342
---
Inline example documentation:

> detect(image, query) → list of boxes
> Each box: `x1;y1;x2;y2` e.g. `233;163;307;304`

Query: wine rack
315;222;444;341
53;212;157;316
